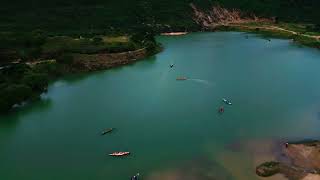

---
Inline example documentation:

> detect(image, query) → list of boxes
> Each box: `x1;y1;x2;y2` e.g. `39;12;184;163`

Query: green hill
1;0;320;34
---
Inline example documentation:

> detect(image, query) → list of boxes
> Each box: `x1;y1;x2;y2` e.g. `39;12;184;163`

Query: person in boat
219;106;224;113
101;128;113;135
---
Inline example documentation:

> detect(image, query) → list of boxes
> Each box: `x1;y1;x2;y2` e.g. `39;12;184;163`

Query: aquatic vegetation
256;161;280;177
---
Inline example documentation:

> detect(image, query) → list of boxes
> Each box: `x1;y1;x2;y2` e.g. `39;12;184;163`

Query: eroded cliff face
71;48;147;72
190;3;271;29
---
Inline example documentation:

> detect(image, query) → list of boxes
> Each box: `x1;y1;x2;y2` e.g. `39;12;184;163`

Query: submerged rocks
256;161;280;177
146;156;234;180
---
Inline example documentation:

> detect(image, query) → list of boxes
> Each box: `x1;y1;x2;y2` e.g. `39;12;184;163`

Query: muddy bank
220;139;287;180
256;140;320;179
70;48;147;72
146;156;233;180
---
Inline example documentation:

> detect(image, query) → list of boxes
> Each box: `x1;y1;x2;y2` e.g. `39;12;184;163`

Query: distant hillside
0;0;319;34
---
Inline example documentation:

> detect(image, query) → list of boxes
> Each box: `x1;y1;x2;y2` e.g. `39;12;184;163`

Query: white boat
222;98;232;105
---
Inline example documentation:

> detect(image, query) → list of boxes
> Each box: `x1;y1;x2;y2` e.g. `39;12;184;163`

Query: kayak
222;98;232;105
176;77;187;80
109;152;130;156
101;128;114;135
218;106;225;113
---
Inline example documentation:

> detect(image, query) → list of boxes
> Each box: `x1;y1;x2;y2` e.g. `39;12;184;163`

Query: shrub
56;54;74;64
22;73;49;91
256;161;280;177
0;84;33;112
314;24;320;32
92;36;103;45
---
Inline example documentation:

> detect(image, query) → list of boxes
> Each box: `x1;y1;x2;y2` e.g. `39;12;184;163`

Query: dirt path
26;59;56;67
228;24;320;40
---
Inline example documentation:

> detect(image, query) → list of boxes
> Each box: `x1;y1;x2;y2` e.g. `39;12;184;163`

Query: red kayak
109;152;130;156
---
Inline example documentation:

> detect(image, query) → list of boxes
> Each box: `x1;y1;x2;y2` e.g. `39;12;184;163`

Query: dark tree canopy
1;0;319;34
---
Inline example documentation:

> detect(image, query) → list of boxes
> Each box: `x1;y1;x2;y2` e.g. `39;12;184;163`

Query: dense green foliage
42;36;139;55
1;0;320;35
0;31;46;63
1;0;319;62
0;64;50;113
0;33;147;65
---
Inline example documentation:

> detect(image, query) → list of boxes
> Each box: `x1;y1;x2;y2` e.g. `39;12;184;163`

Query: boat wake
188;78;215;86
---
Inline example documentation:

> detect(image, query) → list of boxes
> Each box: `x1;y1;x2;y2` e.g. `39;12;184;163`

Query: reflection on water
0;99;52;125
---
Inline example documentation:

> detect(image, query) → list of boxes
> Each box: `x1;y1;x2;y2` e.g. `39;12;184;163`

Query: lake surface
1;32;320;180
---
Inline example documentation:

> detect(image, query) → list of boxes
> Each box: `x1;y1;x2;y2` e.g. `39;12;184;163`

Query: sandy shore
160;32;188;36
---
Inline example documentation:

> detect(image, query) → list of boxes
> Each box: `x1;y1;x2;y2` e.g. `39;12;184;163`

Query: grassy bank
216;22;320;49
0;32;147;64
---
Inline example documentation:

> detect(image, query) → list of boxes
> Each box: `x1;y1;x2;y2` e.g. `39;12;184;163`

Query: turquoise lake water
1;32;320;180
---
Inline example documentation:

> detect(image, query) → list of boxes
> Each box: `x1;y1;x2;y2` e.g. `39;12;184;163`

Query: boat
131;173;140;180
101;128;114;135
222;98;232;105
170;64;174;68
109;152;130;156
218;106;225;113
176;77;188;80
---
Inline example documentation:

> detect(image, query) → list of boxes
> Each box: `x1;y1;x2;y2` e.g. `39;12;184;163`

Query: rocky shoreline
256;140;320;180
70;48;148;72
